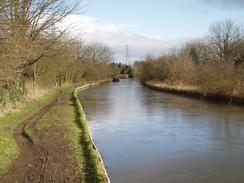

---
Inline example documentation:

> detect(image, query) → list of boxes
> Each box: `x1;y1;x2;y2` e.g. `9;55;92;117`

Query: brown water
78;80;244;183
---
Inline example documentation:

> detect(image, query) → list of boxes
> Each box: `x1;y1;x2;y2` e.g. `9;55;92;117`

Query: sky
63;0;244;62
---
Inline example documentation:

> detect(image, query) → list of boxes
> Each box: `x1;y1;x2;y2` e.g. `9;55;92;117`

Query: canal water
78;80;244;183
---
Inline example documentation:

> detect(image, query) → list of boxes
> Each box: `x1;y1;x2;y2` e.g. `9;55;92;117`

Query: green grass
72;90;108;183
0;87;60;174
29;86;108;183
0;85;108;182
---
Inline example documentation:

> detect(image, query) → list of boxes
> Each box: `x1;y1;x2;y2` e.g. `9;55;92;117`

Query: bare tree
84;42;114;64
3;0;84;65
208;20;243;61
0;0;84;88
183;39;210;64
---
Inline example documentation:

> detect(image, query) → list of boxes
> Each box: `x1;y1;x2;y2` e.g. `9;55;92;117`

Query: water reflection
78;80;244;183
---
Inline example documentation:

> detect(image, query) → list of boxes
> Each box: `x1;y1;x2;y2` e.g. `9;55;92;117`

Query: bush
135;59;170;82
135;55;197;85
0;84;22;111
136;56;244;97
197;61;239;95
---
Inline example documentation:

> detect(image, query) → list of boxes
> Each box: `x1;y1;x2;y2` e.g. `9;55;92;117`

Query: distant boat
112;77;120;82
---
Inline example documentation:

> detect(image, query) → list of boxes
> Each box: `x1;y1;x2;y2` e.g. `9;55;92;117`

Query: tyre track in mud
0;91;80;183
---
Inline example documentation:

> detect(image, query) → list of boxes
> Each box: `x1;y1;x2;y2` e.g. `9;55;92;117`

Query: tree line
0;0;114;112
135;20;244;97
111;63;134;78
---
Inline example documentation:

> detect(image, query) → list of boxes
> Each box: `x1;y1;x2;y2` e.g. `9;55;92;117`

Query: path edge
74;81;111;183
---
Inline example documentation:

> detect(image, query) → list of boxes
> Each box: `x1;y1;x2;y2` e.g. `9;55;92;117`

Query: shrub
135;59;170;82
136;56;244;97
197;61;239;95
0;84;22;111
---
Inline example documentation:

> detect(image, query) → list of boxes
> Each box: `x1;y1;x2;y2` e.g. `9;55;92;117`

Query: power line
126;44;129;65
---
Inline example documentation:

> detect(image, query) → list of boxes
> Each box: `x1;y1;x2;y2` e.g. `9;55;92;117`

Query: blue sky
64;0;244;62
87;0;244;38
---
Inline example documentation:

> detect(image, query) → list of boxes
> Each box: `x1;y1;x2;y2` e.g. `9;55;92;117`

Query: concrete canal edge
74;81;111;183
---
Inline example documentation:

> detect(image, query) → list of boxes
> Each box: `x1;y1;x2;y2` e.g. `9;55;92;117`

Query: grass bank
0;87;60;174
145;81;244;105
25;86;109;182
74;84;110;183
0;81;110;182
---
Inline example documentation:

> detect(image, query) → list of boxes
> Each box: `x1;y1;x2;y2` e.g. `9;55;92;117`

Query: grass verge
0;87;60;174
73;88;109;183
0;82;109;182
24;85;108;182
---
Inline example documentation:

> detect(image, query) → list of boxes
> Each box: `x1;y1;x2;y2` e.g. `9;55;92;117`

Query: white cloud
73;15;134;34
59;14;135;36
59;15;189;62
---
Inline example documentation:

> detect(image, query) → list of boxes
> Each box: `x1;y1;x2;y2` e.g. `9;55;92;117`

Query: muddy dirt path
0;91;80;183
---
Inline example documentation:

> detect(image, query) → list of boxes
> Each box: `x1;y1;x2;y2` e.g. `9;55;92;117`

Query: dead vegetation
135;20;244;99
0;0;114;113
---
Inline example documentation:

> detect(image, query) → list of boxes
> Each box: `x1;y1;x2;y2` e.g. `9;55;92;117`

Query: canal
78;79;244;183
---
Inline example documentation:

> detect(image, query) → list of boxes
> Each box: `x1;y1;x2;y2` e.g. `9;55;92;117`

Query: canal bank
75;82;111;183
0;80;110;183
144;81;244;105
